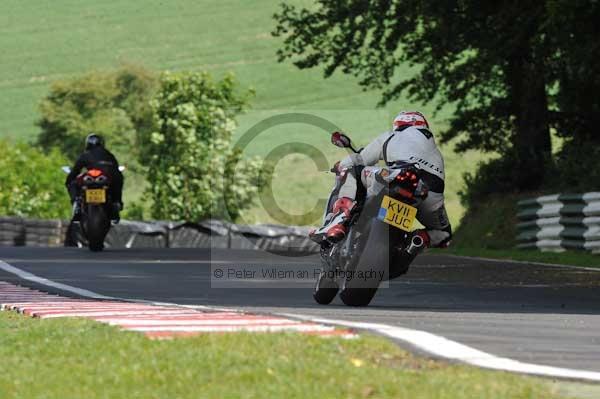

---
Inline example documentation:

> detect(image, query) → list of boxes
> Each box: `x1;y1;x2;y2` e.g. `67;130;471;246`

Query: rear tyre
313;271;339;305
89;241;104;252
339;219;390;307
339;286;377;307
85;205;110;252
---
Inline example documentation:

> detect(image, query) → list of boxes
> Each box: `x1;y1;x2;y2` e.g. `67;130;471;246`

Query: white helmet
393;111;430;131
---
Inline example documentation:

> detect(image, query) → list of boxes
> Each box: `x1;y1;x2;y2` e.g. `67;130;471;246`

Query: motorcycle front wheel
313;270;339;305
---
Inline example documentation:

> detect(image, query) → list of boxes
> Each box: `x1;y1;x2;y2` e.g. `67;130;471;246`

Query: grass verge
0;311;577;399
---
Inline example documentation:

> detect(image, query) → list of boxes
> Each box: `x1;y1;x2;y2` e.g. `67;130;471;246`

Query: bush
547;140;600;193
0;140;70;218
452;194;519;249
461;138;600;208
121;201;146;220
36;64;157;168
459;154;521;208
457;138;600;250
142;71;271;221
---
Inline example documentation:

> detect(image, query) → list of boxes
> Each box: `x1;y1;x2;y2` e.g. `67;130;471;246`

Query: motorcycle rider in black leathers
66;134;124;222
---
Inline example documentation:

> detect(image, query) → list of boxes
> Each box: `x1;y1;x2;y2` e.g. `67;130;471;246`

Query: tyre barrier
0;217;69;247
517;193;600;253
0;217;320;253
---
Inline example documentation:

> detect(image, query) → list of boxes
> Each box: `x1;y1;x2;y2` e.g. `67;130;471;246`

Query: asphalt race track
1;247;600;375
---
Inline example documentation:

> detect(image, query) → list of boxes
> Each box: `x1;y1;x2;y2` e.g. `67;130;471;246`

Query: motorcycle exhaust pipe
406;234;425;255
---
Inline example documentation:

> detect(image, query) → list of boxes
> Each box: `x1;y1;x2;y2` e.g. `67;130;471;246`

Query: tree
273;1;595;191
37;64;157;167
0;140;70;218
141;71;271;221
545;0;600;145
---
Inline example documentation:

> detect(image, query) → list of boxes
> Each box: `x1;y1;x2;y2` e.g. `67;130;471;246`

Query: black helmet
85;133;104;150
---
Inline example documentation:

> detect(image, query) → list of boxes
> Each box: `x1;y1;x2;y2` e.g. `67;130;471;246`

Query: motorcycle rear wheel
85;205;109;252
339;219;390;306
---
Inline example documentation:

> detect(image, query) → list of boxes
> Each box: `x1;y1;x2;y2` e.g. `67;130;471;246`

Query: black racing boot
309;197;355;243
111;202;123;224
72;199;82;222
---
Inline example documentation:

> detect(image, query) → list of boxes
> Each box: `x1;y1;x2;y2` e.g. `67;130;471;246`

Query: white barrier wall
517;193;600;253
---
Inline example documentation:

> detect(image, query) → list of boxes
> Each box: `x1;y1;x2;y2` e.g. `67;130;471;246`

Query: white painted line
280;313;600;382
3;259;600;381
1;299;89;310
0;261;114;299
16;305;179;311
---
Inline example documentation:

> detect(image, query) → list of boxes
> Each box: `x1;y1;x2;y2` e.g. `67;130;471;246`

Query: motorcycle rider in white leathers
310;111;452;249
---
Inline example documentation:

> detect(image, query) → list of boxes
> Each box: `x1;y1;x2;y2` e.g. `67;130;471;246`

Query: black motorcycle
62;166;124;252
313;132;429;306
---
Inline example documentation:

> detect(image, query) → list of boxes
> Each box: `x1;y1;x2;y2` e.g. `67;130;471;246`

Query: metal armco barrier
517;193;600;253
0;217;319;254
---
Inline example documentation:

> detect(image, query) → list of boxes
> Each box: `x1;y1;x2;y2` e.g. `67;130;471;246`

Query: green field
0;0;486;226
2;311;593;399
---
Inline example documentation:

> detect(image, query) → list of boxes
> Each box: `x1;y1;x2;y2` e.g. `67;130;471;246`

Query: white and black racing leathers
333;125;452;247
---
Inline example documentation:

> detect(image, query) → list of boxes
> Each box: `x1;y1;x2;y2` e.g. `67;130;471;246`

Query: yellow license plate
377;195;417;232
85;189;106;204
